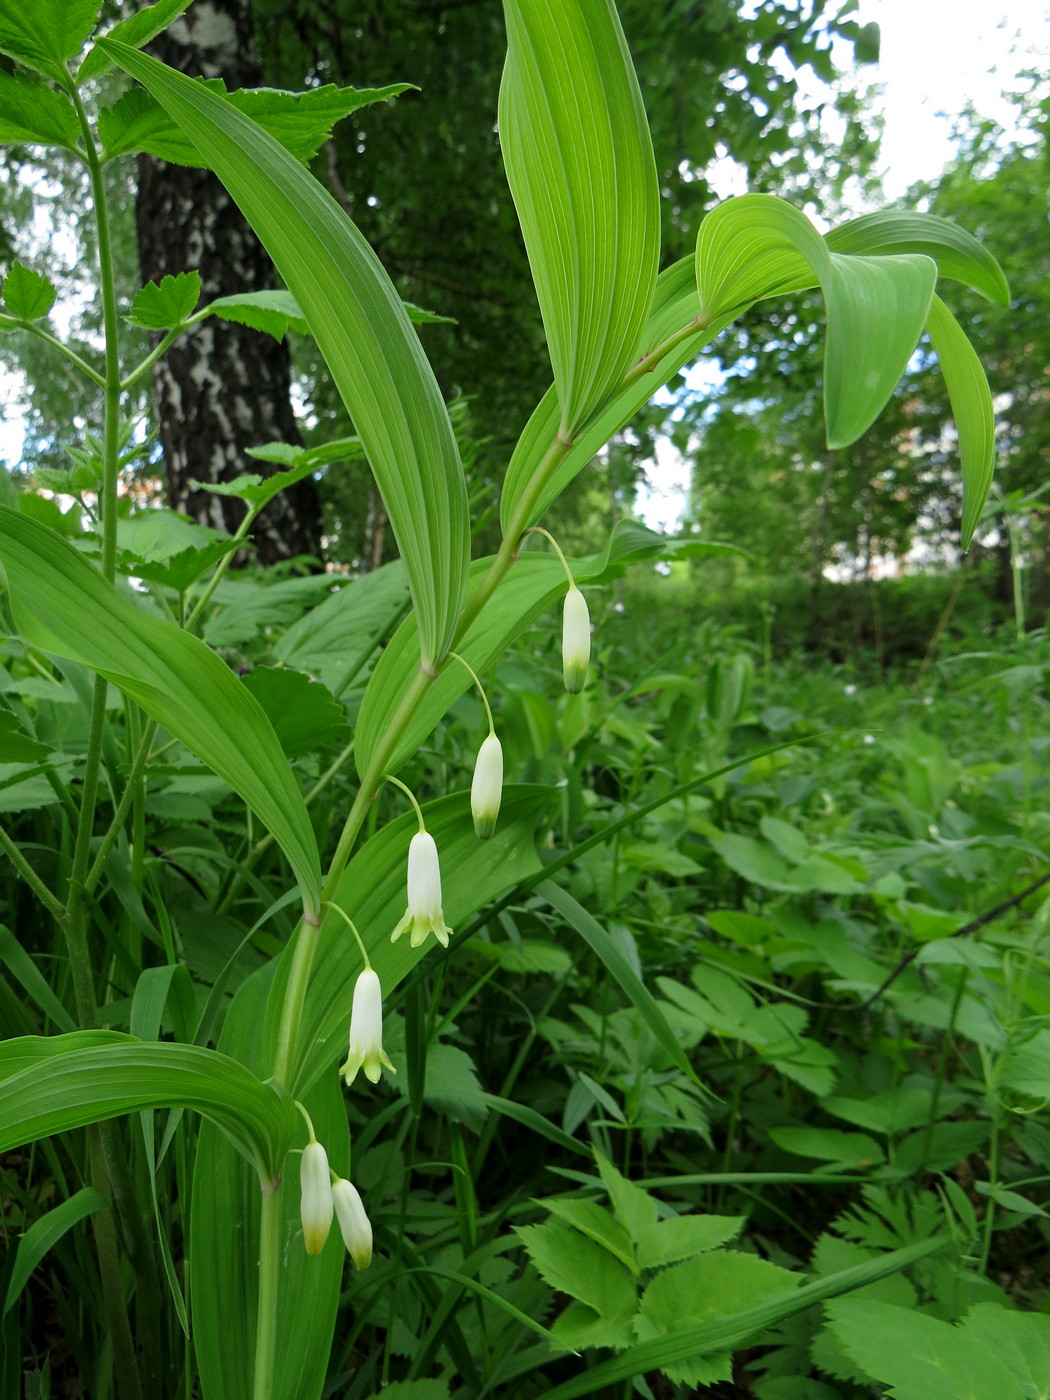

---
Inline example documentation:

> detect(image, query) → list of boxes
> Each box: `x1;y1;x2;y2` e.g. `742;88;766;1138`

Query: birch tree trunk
136;0;322;565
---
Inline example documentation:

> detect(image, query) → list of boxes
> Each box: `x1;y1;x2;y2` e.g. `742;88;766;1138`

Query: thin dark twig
812;868;1050;1013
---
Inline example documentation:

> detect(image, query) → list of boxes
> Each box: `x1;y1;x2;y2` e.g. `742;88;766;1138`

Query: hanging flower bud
390;831;453;949
299;1140;334;1255
340;968;395;1087
470;732;504;839
562;585;590;693
332;1178;373;1270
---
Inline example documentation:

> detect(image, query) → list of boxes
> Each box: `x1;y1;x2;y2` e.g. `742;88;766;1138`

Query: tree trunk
135;0;322;565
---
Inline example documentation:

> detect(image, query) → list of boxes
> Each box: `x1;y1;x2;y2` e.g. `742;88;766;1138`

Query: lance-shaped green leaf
696;193;938;449
0;508;322;913
0;0;100;82
498;0;659;436
0;1034;298;1184
926;293;996;549
3;1187;110;1318
101;39;468;667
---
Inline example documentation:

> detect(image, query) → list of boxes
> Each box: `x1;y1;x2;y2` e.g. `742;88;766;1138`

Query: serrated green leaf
769;1127;884;1166
596;1155;659;1240
0;508;322;913
963;1304;1050;1399
498;0;659;435
826;210;1010;307
540;1197;635;1272
104;41;469;669
126;270;201;329
517;1221;636;1321
0;0;101;81
0;1033;297;1181
636;1214;746;1271
826;1298;1025;1400
420;1042;489;1132
2;261;57;321
0;70;80;147
98;76;412;165
925;294;996;549
208;288;308;340
116;508;223;562
189;456;318;512
636;1251;798;1387
78;0;191;82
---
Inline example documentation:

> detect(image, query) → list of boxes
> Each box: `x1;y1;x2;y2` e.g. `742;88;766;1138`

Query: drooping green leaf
78;0;192;82
125;270;201;329
0;924;75;1032
2;1187;110;1317
1;261;57;321
826;210;1010;307
0;71;80;147
695;194;937;449
0;0;101;81
925;294;996;549
0;508;322;913
103;40;469;669
98;77;412;165
0;1034;297;1182
826;1298;1025;1400
498;0;659;435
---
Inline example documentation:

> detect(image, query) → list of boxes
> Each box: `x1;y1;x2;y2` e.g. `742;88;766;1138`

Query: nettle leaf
516;1221;637;1323
78;0;192;83
0;71;80;148
104;40;470;670
1;262;57;321
0;0;101;82
695;194;937;449
0;507;322;914
826;1298;1025;1400
635;1214;746;1271
498;0;659;435
208;289;452;341
98;78;412;165
190;457;318;512
126;270;201;329
115;509;224;563
208;288;308;340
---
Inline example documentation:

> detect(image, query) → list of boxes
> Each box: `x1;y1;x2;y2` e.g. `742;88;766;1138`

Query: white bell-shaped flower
332;1178;373;1270
390;831;453;949
562;585;590;693
470;732;504;839
299;1140;333;1255
340;967;395;1086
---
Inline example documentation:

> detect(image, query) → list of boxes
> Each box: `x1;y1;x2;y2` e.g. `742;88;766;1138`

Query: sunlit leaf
926;294;996;549
498;0;659;435
0;71;80;147
0;0;101;82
